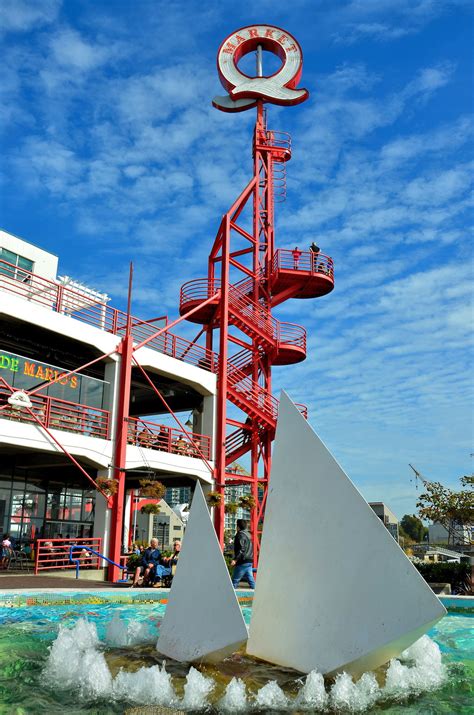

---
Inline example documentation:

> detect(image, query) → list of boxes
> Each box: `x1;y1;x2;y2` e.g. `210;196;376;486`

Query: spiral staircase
178;111;334;552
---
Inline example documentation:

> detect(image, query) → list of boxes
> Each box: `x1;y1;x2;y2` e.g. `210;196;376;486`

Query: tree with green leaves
413;469;474;546
400;514;427;543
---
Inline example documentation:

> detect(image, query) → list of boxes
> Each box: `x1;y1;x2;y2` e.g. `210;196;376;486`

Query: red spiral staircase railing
178;106;334;560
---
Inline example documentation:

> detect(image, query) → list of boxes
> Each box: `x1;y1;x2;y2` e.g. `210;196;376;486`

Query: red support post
108;332;133;582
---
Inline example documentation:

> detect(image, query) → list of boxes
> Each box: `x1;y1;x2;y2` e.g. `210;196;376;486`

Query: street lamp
158;520;167;550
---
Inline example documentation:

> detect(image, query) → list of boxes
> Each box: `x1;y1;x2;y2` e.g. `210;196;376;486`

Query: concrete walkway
0;573;127;589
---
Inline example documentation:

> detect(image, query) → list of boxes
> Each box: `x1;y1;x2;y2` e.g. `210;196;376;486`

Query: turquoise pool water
0;593;472;713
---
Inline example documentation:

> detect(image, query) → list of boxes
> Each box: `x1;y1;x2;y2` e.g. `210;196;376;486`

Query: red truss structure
179;101;335;560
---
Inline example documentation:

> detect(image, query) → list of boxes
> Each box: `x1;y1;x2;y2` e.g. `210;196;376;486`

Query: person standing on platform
309;242;320;271
292;246;302;269
231;519;255;589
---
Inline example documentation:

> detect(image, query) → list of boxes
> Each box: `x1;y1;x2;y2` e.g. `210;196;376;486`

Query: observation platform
270;249;334;305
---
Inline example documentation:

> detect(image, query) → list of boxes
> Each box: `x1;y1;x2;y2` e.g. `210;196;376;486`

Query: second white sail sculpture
156;482;248;663
247;392;446;677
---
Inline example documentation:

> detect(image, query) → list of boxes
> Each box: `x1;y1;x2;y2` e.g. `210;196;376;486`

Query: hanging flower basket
96;477;119;496
139;479;166;500
140;503;161;515
206;491;223;508
239;494;256;510
225;502;239;515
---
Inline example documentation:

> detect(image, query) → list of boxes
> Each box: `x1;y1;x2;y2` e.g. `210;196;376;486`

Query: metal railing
0;381;110;439
34;537;102;573
225;426;250;460
127;417;212;460
69;544;128;580
266;129;291;153
180;278;306;351
0;258;216;373
272;249;334;278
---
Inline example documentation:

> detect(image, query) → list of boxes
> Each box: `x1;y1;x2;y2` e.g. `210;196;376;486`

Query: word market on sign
213;25;309;113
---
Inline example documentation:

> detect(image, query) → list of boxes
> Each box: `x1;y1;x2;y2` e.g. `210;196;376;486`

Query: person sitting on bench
131;537;162;587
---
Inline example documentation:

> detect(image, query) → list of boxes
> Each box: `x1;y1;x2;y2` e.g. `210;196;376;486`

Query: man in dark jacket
131;537;162;587
231;519;255;589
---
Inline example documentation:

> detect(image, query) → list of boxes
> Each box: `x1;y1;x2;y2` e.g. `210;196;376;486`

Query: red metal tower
179;26;335;561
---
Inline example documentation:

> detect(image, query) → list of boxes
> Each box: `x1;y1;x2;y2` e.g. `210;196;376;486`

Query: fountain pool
0;591;471;713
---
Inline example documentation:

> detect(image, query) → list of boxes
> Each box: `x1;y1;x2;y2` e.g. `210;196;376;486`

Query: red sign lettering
248;29;259;38
222;42;235;54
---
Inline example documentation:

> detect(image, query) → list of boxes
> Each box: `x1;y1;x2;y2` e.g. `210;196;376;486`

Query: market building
0;229;216;573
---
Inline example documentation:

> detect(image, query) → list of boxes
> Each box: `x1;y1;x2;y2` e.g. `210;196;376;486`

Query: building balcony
127;417;211;461
0;382;110;439
0;257;216;373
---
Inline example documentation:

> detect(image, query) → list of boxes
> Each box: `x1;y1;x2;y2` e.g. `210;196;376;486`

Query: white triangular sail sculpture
247;392;446;677
156;482;248;663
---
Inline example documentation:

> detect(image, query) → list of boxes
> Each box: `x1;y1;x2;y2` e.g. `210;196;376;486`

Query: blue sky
1;0;472;519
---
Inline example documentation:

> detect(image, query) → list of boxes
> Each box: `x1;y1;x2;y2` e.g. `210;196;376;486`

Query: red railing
0;258;216;373
34;537;102;573
272;249;334;278
0;382;110;439
127;417;212;460
225;426;250;462
181;278;306;351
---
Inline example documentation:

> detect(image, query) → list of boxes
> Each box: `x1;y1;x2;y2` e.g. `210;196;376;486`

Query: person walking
231;519;255;589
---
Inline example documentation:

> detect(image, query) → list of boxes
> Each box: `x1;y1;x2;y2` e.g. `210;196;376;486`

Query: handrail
181;278;306;351
0;258;217;373
0;379;110;439
127;417;211;460
69;545;128;580
35;537;102;573
272;249;334;278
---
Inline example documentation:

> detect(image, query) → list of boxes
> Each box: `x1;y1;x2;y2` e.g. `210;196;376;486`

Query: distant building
165;486;192;510
224;484;251;533
369;502;399;542
133;498;185;549
428;521;472;546
423;547;463;563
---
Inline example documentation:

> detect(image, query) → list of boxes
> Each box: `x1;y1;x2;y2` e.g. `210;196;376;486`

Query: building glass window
0;349;107;409
0;248;34;282
0;466;96;544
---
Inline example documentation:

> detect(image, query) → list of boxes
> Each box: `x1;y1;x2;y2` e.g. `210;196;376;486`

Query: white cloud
332;0;471;45
0;0;60;34
49;28;113;70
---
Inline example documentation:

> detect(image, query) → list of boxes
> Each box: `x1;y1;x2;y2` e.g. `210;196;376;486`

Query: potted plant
239;494;256;510
95;476;119;496
225;502;239;515
139;478;166;499
206;491;223;507
140;503;161;515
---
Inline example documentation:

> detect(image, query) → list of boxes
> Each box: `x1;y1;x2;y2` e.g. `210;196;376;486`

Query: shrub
225;502;239;515
125;554;142;571
140;503;161;515
413;561;471;593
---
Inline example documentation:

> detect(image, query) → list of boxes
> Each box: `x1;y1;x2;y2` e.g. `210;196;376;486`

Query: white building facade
0;230;216;570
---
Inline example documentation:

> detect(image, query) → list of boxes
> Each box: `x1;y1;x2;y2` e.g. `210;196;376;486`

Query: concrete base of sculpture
246;392;446;677
156;482;248;663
